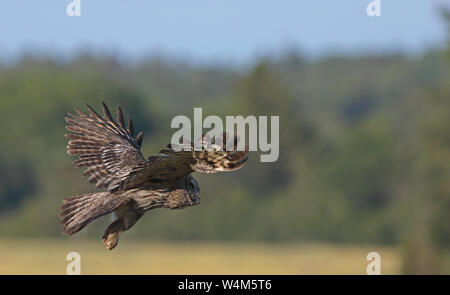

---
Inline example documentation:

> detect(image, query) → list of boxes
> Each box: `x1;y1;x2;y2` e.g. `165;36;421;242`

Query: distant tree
228;62;313;195
0;155;38;214
427;10;450;248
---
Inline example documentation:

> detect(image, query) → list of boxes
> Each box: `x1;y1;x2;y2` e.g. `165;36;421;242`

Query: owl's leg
102;219;124;250
102;204;142;250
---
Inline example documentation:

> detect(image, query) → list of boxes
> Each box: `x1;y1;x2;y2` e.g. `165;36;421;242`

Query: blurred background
0;1;449;274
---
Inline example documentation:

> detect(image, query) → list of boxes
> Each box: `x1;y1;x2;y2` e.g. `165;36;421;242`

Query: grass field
0;239;401;274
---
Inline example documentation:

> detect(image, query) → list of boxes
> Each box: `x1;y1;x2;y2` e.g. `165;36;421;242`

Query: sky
0;0;448;64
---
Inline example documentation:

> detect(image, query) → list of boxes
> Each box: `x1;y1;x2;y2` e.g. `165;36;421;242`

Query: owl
61;103;248;250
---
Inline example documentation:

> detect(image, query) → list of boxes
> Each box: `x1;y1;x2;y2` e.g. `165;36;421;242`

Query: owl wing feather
65;102;145;192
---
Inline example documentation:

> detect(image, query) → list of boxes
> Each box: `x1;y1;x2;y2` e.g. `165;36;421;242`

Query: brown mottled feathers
65;103;249;192
65;102;145;191
115;134;249;190
60;192;130;235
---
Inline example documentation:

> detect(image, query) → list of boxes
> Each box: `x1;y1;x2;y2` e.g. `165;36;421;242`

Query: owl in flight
61;103;248;250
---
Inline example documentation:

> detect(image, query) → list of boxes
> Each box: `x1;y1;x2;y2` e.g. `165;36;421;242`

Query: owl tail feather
60;192;125;235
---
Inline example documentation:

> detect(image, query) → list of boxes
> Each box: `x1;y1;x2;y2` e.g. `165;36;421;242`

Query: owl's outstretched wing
112;134;249;190
66;103;248;191
65;102;145;192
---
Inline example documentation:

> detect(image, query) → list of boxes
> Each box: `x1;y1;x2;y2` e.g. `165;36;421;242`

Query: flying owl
60;102;248;250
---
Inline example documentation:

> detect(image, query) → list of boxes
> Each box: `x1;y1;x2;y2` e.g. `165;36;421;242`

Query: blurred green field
0;240;400;274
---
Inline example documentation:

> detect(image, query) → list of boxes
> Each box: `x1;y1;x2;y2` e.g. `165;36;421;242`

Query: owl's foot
102;219;124;250
102;234;119;250
101;207;142;251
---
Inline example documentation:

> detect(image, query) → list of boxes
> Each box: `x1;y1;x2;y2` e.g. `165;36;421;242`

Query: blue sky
0;0;448;63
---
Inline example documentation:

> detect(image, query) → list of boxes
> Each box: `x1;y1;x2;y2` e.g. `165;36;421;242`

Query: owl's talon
102;235;119;250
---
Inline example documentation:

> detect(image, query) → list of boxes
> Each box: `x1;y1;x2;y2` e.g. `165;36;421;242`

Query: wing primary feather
136;131;143;147
116;106;125;128
128;118;134;136
101;102;114;122
85;103;104;122
73;108;87;117
65;103;148;191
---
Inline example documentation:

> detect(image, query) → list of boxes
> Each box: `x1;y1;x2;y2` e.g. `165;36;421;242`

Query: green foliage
0;155;37;213
0;46;448;261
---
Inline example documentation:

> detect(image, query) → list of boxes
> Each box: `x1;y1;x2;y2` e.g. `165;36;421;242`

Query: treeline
0;43;448;260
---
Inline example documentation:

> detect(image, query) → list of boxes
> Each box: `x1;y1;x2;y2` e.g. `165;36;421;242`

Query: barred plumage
61;102;248;250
